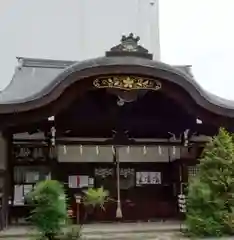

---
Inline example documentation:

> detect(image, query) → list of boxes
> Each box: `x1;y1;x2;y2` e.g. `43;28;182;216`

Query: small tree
82;187;110;222
27;180;68;240
83;187;110;210
186;128;234;237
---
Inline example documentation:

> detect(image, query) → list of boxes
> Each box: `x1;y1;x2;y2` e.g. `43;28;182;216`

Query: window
188;166;199;178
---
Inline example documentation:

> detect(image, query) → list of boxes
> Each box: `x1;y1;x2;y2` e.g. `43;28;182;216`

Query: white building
75;0;160;60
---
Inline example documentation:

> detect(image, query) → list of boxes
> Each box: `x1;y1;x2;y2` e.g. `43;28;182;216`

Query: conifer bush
186;128;234;237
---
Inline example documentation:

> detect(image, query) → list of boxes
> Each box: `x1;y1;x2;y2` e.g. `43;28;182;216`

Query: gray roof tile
1;57;234;114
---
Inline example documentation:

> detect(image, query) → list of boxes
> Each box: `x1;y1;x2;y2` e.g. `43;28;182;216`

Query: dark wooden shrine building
0;34;234;227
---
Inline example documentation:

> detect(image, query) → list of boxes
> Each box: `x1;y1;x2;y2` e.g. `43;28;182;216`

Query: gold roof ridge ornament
93;76;161;91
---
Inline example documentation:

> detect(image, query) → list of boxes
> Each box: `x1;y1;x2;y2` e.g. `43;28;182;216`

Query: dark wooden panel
60;162;178;222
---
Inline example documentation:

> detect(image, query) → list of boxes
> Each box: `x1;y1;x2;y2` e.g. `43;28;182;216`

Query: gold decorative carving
93;76;161;91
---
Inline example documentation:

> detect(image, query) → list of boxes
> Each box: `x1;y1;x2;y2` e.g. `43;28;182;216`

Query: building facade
0;34;233;227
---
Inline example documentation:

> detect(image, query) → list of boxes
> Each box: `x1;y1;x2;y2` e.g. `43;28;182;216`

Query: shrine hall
0;34;233;227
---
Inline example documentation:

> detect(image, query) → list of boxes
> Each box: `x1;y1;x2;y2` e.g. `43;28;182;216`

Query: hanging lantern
48;117;57;159
51;126;56;146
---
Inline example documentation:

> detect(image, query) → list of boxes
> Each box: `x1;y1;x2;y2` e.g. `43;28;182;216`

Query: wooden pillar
0;132;11;230
74;195;82;224
49;147;58;180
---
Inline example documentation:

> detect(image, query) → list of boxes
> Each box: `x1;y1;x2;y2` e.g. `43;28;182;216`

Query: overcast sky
0;0;233;99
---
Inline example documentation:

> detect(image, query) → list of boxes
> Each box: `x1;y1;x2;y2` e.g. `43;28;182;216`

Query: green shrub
83;187;110;210
27;180;68;240
186;128;234;237
82;187;110;222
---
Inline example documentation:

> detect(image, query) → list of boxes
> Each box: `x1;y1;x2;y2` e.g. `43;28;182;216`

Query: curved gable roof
0;56;234;118
1;57;192;104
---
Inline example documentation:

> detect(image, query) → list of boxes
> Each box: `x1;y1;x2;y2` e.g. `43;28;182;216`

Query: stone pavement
0;232;185;240
0;221;185;239
0;222;233;239
2;233;234;240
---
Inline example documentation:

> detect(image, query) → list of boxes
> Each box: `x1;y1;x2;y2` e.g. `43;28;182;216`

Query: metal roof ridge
16;57;77;69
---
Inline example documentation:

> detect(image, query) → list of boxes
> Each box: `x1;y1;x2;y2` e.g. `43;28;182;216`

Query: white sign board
136;172;161;186
68;175;89;188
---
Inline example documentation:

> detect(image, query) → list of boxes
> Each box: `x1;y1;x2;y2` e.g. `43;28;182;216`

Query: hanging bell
18;147;25;158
